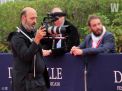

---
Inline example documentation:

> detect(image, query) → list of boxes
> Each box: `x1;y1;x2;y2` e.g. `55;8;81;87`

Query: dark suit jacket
41;20;80;56
79;31;116;55
9;25;50;91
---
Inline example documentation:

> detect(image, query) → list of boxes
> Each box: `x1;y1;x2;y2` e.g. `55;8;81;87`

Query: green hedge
0;0;122;52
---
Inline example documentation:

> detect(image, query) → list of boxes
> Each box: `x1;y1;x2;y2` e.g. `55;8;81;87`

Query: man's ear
22;15;26;21
88;26;92;33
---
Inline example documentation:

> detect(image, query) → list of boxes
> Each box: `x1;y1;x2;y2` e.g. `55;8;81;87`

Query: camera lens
47;26;66;34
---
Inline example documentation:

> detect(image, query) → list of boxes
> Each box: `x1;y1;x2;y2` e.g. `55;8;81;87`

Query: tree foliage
0;0;121;52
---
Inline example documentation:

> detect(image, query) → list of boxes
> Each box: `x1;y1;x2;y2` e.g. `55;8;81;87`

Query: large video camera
42;12;68;36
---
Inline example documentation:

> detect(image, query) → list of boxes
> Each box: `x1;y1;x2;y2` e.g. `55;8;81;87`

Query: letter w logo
111;3;119;12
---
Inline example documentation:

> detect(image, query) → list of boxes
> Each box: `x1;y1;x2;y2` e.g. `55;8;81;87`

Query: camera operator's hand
42;49;52;56
34;27;46;45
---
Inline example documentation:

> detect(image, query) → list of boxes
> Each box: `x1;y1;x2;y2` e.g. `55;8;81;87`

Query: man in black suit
42;7;80;56
70;15;116;56
9;7;50;91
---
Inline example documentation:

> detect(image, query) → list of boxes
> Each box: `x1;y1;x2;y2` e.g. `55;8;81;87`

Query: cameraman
8;7;50;91
41;7;80;56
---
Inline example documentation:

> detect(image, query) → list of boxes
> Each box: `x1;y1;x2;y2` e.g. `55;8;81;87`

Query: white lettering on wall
47;67;62;80
8;67;12;78
114;71;122;83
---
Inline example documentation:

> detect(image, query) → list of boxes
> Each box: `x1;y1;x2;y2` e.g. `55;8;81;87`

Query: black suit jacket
79;31;116;55
41;20;80;56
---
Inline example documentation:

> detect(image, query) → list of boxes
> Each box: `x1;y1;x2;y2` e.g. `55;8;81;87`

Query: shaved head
20;7;37;19
51;7;63;13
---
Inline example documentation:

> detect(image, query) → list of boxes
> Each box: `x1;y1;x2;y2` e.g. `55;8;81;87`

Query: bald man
42;7;80;56
9;7;50;91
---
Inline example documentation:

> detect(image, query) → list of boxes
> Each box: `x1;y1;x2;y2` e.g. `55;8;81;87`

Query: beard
92;28;103;37
22;22;35;32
